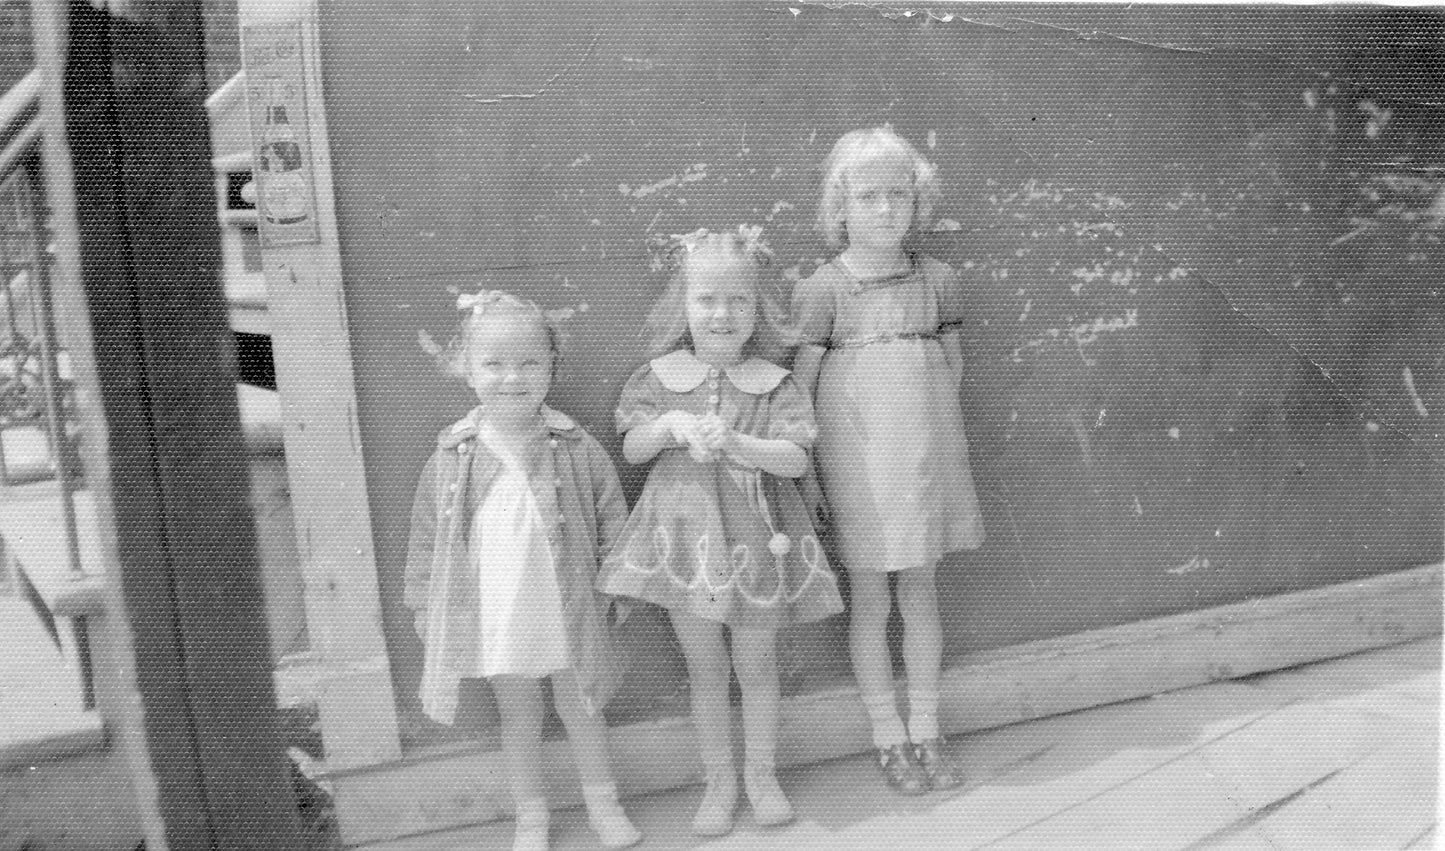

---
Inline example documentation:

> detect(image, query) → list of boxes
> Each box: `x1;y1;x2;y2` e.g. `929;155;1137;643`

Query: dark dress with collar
596;350;843;629
792;255;986;574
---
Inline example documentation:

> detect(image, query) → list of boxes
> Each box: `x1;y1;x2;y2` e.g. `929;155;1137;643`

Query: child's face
685;259;757;364
844;156;915;251
465;316;553;419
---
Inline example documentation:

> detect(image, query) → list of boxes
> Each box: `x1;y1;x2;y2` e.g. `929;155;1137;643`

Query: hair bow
734;223;773;267
456;289;510;315
646;224;773;272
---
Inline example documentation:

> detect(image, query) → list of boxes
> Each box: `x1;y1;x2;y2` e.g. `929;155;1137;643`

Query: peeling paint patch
765;199;795;222
1167;555;1210;575
1133;495;1143;516
927;130;937;149
570;153;593;168
1403;366;1430;417
932;218;962;232
1009;309;1140;364
624;163;709;199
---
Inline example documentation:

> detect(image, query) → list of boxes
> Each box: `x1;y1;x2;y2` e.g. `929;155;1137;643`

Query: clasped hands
660;410;748;465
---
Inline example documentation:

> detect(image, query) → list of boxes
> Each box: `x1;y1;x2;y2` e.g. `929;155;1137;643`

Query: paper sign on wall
241;21;321;248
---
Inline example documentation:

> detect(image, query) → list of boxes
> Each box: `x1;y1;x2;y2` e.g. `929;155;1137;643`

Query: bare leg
847;568;907;746
896;563;964;789
552;671;640;848
848;567;927;795
731;626;792;825
491;676;550;851
669;610;738;835
550;670;615;788
895;563;943;739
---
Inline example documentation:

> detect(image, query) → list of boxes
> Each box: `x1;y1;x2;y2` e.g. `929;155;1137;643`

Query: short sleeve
791;269;836;347
614;364;665;434
765;375;819;450
929;260;967;331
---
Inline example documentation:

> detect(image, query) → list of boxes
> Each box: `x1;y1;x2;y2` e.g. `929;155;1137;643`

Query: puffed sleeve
930;259;967;332
765;374;819;450
404;450;441;615
614;363;665;434
791;268;836;347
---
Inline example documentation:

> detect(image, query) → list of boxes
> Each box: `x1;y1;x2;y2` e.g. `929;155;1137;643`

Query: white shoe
512;801;549;851
583;786;642;849
744;762;794;827
691;765;738;836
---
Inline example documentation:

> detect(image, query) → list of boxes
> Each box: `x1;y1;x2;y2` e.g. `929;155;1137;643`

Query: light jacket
405;406;629;725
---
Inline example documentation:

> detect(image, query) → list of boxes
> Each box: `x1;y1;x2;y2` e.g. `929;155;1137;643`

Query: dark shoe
913;738;965;791
876;743;930;796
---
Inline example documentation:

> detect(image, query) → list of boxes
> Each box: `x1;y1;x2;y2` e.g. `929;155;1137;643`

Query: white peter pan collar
650;349;790;395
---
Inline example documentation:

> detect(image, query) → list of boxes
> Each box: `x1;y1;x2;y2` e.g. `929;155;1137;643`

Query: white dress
471;449;570;679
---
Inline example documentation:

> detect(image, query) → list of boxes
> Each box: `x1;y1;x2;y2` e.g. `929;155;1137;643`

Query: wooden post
236;0;402;784
31;0;305;847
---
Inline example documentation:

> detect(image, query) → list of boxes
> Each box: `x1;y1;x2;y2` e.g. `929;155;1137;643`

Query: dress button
456;444;469;454
443;509;453;517
707;395;719;406
448;483;459;493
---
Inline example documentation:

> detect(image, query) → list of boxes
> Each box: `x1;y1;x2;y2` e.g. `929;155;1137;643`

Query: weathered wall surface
315;2;1443;742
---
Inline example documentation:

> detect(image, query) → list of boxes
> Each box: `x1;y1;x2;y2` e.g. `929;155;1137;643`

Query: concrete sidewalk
369;636;1440;851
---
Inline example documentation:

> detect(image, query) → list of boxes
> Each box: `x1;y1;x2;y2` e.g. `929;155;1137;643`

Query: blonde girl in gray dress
792;128;986;796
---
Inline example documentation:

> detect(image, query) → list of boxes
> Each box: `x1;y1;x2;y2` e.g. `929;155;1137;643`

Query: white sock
862;690;908;748
513;798;551;851
907;686;939;743
582;782;640;848
582;782;620;811
514;797;550;828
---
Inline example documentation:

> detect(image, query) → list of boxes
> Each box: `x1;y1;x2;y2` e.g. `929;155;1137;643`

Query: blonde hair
817;126;942;249
438;290;563;380
645;228;793;363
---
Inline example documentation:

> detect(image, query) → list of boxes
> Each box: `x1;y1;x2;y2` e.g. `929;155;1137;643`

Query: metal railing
0;69;91;706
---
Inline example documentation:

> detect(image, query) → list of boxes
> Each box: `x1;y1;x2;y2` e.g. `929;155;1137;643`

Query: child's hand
694;413;734;454
664;410;721;462
659;411;703;452
608;597;633;628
